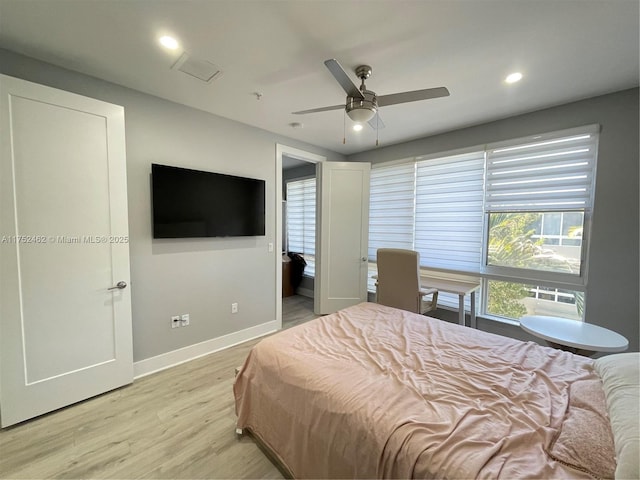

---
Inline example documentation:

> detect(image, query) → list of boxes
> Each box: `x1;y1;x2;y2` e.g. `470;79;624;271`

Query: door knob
108;281;127;290
361;257;367;262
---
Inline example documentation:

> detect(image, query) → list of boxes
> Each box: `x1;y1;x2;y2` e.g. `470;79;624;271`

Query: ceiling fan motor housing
346;89;377;122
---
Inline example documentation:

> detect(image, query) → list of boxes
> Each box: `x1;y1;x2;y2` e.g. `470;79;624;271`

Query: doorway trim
275;144;325;329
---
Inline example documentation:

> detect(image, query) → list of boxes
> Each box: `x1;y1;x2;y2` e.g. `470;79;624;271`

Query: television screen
151;164;265;238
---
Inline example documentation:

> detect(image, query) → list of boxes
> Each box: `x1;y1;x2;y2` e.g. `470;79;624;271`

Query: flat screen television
151;163;265;238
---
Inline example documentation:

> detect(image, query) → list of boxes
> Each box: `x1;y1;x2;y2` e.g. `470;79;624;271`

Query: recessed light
353;124;364;132
505;72;523;84
159;35;179;50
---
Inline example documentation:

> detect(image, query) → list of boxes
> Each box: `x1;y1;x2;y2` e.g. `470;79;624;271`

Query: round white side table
520;315;629;357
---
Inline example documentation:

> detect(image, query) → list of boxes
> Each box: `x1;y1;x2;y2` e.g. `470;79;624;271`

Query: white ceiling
0;0;638;155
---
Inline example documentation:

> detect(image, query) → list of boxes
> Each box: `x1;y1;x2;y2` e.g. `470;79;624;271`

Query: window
367;151;484;308
367;125;599;321
483;126;598;320
533;212;584;247
486;279;584;321
415;151;485;273
486;211;583;275
368;162;415;291
286;178;316;277
368;162;415;254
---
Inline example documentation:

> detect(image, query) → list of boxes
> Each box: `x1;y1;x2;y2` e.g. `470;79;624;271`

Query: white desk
520;315;629;356
419;276;481;328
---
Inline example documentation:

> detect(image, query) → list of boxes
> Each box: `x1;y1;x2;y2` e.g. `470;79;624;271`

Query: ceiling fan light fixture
346;90;377;123
346;107;376;123
353;123;364;132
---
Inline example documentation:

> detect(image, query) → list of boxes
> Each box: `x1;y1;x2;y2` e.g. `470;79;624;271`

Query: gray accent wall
0;48;345;362
349;88;640;352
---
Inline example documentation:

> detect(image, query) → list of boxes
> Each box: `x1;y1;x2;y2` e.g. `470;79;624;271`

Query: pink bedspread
234;302;604;479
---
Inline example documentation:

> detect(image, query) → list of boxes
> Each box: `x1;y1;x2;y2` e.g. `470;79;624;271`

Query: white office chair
375;248;439;314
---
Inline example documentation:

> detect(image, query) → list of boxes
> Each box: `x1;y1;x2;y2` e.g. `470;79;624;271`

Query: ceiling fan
292;59;450;129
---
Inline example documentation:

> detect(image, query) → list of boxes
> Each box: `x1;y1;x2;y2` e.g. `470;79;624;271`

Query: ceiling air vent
171;53;223;83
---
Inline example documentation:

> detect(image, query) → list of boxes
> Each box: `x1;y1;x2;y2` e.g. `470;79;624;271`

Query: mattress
234;302;617;479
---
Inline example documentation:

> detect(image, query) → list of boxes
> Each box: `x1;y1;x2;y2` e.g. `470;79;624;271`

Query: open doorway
283;157;316;297
275;145;325;329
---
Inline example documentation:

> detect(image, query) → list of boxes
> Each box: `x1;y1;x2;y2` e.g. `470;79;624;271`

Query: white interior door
0;74;133;427
315;161;370;314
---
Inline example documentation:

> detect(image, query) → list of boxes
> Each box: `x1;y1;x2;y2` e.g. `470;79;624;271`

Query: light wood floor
282;293;320;329
0;295;318;479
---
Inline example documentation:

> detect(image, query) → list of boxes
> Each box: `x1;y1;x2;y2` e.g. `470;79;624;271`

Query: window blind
368;162;416;258
286;178;316;277
485;127;599;212
367;162;415;292
415;151;485;273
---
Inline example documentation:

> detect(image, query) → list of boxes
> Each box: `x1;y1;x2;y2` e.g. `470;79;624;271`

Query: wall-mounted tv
151;163;265;238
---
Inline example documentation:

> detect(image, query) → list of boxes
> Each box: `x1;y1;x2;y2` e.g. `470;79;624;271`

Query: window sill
478;313;520;327
432;304;521;327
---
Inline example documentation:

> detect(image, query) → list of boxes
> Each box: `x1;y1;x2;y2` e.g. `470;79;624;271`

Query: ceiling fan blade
377;87;450;107
292;104;344;115
324;59;364;99
367;112;386;130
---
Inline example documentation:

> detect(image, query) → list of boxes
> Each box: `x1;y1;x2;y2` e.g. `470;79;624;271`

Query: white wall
0;48;346;364
349;88;640;352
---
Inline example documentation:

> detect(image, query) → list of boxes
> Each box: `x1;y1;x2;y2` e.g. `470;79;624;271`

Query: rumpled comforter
234;302;605;479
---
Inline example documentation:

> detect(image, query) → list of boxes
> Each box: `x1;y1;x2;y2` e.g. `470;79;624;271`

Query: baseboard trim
133;320;279;379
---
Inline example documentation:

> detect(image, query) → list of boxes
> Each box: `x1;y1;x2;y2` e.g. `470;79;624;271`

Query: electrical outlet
181;313;190;326
231;303;238;314
171;315;181;329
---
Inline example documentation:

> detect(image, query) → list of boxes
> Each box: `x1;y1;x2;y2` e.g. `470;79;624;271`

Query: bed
234;302;639;479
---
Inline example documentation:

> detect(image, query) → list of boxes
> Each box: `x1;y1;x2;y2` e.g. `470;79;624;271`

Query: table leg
547;341;596;357
458;294;465;326
470;292;476;329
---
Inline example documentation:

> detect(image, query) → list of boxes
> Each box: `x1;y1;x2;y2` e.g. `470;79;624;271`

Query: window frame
366;125;599;322
481;210;593;286
481;125;599;289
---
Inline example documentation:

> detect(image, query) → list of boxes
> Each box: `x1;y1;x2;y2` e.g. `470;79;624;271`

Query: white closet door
0;74;133;427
